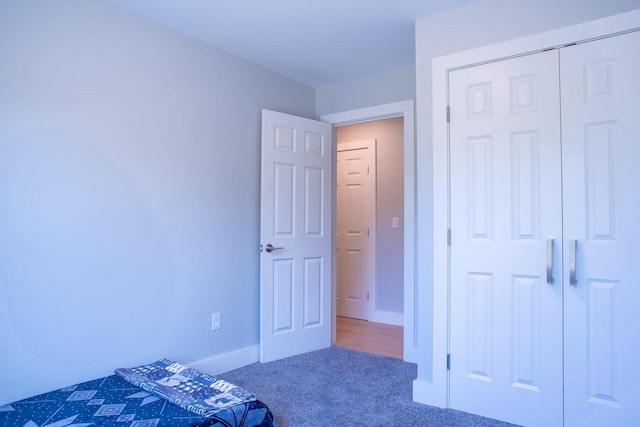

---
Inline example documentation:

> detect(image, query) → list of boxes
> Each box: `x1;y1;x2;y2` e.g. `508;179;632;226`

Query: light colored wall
316;66;415;118
0;0;315;405
337;117;404;317
414;0;640;392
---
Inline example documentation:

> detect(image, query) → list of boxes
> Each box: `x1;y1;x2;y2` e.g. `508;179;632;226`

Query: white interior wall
0;0;315;405
315;66;416;118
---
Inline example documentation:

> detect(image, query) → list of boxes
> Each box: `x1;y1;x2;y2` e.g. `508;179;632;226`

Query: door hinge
447;354;451;370
367;292;370;301
446;105;450;122
447;229;451;246
367;228;370;237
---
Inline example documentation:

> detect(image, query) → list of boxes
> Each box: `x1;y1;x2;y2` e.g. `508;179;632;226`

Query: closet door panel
449;50;563;427
561;30;640;426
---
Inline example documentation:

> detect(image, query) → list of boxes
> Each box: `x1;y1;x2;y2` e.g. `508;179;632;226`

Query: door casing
321;99;416;363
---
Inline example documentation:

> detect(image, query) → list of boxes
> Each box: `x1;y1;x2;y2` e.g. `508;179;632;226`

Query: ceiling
105;0;481;88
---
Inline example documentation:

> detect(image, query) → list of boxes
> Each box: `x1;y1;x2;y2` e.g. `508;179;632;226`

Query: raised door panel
273;163;295;236
272;259;294;333
561;30;640;426
449;50;563;427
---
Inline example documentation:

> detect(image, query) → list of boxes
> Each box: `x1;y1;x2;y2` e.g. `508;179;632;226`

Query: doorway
335;315;403;359
335;118;403;358
336;118;404;322
321;100;415;362
259;101;415;364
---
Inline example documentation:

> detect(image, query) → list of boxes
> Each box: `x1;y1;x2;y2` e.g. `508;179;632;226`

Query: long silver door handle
265;243;284;253
546;238;554;285
569;239;578;286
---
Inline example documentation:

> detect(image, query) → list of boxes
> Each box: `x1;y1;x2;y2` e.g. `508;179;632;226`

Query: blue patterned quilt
0;373;274;427
115;359;256;417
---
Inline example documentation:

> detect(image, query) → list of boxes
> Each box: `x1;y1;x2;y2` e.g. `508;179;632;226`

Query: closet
447;30;639;426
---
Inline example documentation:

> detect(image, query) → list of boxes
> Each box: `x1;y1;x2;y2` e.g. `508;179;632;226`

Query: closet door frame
418;9;640;409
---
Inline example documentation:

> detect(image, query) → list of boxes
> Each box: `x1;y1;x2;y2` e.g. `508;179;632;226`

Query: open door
260;109;333;363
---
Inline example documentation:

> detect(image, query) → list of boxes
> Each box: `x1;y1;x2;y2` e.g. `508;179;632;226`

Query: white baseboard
413;378;447;408
188;345;259;375
370;310;403;326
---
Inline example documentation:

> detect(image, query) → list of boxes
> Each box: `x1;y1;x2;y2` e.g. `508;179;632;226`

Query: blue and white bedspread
0;363;274;427
115;359;256;417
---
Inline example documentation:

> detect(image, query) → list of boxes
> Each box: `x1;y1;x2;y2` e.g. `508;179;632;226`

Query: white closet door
449;50;563;427
561;30;640;426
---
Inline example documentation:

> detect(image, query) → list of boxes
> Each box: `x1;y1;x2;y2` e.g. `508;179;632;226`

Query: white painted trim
321;99;417;363
413;379;447;409
337;139;374;151
188;345;259;375
426;9;640;409
321;100;413;125
370;309;403;327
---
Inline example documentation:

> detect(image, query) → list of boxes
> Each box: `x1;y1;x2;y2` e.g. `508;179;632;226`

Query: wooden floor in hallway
335;316;403;360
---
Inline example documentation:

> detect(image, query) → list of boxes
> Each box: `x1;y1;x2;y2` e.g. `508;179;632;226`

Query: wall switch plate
392;217;400;229
212;312;221;330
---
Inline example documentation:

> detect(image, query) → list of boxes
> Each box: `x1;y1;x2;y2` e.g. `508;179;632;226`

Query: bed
0;359;274;427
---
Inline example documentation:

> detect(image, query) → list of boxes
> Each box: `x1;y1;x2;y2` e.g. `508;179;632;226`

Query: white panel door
260;109;332;363
336;140;376;320
449;50;564;426
561;31;640;426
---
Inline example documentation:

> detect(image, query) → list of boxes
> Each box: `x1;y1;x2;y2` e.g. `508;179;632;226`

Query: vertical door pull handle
569;239;578;286
546;239;554;285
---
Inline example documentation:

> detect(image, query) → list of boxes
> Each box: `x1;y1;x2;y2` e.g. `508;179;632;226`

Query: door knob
265;243;284;253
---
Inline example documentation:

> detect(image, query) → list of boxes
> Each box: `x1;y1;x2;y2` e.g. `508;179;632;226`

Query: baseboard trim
413;378;447;408
188;345;259;375
370;310;403;326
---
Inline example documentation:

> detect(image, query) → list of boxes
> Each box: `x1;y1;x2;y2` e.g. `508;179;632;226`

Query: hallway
335;316;403;359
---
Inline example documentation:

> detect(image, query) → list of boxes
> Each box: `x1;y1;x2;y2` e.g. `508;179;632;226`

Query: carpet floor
222;346;520;427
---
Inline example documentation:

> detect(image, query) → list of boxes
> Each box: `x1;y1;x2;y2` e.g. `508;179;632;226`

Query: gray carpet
222;346;520;427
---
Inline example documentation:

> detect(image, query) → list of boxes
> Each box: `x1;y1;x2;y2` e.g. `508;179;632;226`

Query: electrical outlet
212;312;221;331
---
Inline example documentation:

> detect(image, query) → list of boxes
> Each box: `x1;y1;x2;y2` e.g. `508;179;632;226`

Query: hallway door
336;139;376;320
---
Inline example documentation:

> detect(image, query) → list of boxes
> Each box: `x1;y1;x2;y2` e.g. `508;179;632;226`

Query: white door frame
321;99;416;363
414;9;640;408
